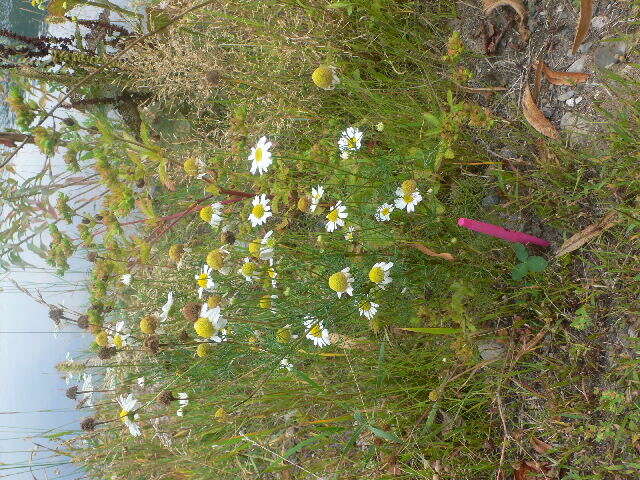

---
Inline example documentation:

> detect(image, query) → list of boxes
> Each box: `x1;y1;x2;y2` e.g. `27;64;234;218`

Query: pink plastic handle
457;218;550;247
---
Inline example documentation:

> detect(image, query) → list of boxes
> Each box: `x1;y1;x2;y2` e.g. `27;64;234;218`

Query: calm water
1;0;46;128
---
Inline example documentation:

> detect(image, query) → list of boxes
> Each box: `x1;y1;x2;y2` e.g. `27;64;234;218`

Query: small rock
481;194;503;208
477;341;505;361
594;46;620;68
566;96;583;107
557;90;576;102
567;55;588;72
591;15;607;29
578;42;593;53
542;105;554;117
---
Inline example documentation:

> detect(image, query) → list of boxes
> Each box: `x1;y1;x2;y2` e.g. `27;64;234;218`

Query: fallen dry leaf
533;58;544;101
406;242;455;261
530;436;553;454
522;84;559;139
483;0;531;42
555;211;620;257
514;460;554;480
572;0;594;54
537;61;590;86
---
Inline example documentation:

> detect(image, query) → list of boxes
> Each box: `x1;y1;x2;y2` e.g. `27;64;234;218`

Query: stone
477;341;505;361
591;16;607;29
578;42;593;53
594;46;619;68
560;112;589;132
567;55;588;72
594;42;627;69
566;96;583;107
557;89;576;102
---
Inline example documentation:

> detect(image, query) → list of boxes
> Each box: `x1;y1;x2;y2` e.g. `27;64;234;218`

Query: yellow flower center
95;331;108;347
197;343;213;357
309;324;322;338
382;207;390;216
207;295;222;308
199;206;213;223
360;301;372;311
403;193;414;204
267;267;277;279
311;65;333;89
241;262;256;277
206;250;224;270
248;240;261;257
252;204;265;218
327;208;339;223
194;318;215;338
347;137;357;149
328;272;348;292
255;147;263;163
113;334;123;348
401;179;417;195
119;409;129;421
276;327;292;343
139;316;157;334
369;267;384;284
259;295;272;309
197;273;210;288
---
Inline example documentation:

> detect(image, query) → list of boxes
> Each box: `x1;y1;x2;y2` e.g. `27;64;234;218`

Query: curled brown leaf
537;61;590;86
522;84;559;139
555;211;620;257
572;0;594;54
530;436;553;454
483;0;531;42
405;242;455;261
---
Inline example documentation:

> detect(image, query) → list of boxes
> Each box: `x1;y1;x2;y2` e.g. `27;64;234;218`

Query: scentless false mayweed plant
12;0;638;478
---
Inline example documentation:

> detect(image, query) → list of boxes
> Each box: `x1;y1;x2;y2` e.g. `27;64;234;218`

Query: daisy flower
200;303;228;330
375;203;394;222
238;258;260;282
249;194;272;227
195;264;215;298
159;291;174;322
358;301;379;320
338;127;363;155
394;189;422;213
120;274;132;286
303;316;331;348
369;262;393;289
199;202;223;228
137;377;145;387
249;136;273;175
249;230;274;260
117;394;141;437
109;320;129;348
328;267;354;298
309;185;324;212
279;358;293;371
344;226;356;242
176;392;189;417
326;201;347;232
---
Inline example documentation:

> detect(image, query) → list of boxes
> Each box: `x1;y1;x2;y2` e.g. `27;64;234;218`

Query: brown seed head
98;346;117;360
66;386;79;400
158;390;175;406
80;417;97;432
181;302;201;322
